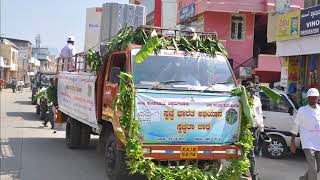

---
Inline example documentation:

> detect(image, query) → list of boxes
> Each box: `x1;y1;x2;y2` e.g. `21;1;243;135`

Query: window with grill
231;15;245;40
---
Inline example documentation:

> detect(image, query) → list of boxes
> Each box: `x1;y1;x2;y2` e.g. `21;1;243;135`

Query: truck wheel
262;135;288;159
80;123;91;148
66;117;81;149
105;133;128;180
36;105;40;115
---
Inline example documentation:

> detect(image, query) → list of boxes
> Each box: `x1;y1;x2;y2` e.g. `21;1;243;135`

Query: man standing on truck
60;36;76;71
245;82;265;180
290;88;320;180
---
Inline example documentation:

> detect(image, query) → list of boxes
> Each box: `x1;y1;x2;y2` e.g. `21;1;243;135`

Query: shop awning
253;55;281;83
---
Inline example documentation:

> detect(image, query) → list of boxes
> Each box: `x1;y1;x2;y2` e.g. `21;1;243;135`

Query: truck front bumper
142;144;241;160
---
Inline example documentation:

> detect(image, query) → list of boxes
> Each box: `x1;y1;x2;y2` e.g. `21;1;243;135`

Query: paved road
1;89;106;180
0;89;309;180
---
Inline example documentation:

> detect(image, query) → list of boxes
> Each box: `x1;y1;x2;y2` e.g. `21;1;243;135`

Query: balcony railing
0;58;11;68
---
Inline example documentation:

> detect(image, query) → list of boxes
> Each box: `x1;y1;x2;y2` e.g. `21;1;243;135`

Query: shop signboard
287;57;300;94
239;67;252;78
179;3;195;22
276;10;301;41
275;0;291;13
280;58;289;88
280;66;288;87
181;15;204;32
300;5;320;37
18;47;28;60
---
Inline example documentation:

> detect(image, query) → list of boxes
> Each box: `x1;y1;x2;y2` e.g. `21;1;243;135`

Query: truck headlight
143;148;151;154
226;149;237;155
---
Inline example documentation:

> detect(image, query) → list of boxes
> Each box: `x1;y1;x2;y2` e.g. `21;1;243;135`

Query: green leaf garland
113;73;256;180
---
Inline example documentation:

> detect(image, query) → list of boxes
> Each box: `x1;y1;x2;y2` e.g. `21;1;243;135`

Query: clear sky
1;0;129;54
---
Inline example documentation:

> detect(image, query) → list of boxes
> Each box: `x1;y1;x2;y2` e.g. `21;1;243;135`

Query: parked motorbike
254;128;272;156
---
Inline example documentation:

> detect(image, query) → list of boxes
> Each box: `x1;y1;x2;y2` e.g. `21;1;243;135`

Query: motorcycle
254;127;272;156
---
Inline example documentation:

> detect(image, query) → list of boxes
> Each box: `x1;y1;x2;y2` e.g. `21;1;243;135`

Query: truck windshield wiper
200;81;231;93
150;80;186;89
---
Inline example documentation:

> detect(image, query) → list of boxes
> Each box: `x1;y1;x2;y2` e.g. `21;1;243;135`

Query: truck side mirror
288;107;294;116
110;67;121;84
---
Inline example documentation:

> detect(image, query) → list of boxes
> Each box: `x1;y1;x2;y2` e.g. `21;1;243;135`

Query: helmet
67;36;75;42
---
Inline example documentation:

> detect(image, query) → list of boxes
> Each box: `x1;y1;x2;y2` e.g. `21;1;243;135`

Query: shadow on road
0;138;23;180
14;126;46;130
14;101;32;105
6;112;40;121
0;137;147;180
1;137;103;180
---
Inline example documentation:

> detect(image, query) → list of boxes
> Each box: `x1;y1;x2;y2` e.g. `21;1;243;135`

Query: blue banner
300;5;320;37
135;91;240;145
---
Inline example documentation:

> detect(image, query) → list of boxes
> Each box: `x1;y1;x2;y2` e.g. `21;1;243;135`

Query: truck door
102;53;128;118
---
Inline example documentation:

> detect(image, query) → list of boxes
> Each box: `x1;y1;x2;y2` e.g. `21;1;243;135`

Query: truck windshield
131;49;236;92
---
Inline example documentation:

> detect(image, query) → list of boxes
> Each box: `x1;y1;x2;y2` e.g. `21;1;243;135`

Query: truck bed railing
56;52;91;73
135;25;218;40
56;26;219;73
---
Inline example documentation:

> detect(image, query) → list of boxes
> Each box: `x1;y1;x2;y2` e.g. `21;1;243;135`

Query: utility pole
35;34;41;58
0;0;2;38
35;34;41;70
36;34;41;49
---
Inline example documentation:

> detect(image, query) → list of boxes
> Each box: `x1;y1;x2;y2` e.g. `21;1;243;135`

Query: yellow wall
0;44;18;65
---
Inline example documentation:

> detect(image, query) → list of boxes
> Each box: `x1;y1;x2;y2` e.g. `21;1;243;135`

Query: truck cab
100;46;241;160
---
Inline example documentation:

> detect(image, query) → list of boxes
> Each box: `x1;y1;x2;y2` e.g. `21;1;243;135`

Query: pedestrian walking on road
31;77;37;104
11;77;17;93
43;78;57;131
290;88;320;180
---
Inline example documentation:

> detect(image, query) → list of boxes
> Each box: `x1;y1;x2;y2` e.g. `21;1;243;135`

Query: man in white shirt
291;88;320;180
60;36;76;71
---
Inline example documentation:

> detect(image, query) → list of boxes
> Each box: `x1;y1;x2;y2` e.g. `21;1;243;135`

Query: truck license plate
180;146;198;159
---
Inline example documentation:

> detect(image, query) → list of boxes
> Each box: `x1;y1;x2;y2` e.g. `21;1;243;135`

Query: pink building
177;0;303;80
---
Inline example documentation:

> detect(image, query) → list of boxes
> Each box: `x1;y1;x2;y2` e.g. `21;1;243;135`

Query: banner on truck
58;72;98;128
135;92;240;145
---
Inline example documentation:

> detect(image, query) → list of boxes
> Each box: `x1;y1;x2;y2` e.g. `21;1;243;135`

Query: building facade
4;38;33;83
140;0;177;29
177;0;303;80
32;47;56;72
305;0;320;7
272;3;320;106
0;39;19;82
